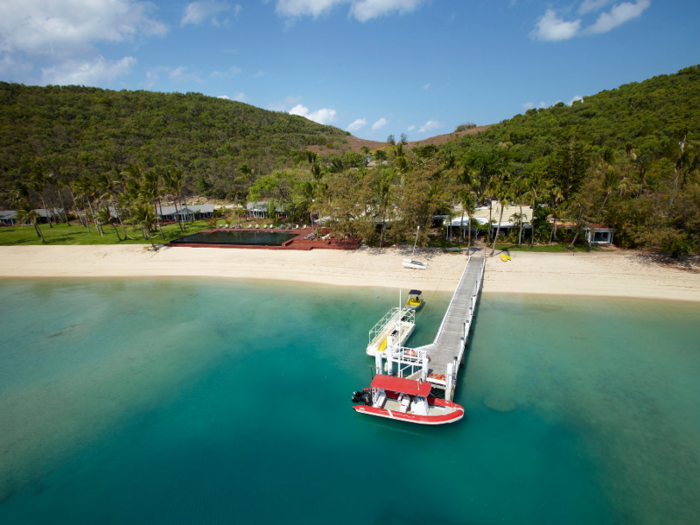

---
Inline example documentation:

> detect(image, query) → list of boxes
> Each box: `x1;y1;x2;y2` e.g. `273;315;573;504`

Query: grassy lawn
0;221;214;246
495;243;598;253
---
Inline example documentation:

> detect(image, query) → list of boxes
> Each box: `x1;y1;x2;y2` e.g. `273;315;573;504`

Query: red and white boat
351;375;464;425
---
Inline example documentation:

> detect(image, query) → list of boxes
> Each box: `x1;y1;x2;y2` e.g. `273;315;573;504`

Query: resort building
246;201;285;219
157;204;215;222
0;210;16;226
0;209;64;225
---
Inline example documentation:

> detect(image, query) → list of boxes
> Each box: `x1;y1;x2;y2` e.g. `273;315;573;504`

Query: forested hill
439;65;700;254
0;83;349;194
445;65;700;160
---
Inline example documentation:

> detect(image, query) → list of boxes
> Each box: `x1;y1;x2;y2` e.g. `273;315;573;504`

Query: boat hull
353;392;464;425
353;404;464;425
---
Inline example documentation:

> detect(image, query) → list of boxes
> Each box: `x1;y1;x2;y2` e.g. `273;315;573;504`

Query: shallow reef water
0;279;699;524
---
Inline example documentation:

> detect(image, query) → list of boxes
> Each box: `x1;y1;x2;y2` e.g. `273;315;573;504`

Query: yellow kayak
500;253;511;262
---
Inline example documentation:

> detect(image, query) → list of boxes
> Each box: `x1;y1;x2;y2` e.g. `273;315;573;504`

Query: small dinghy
402;258;428;270
500;253;511;262
352;375;464;425
405;290;424;310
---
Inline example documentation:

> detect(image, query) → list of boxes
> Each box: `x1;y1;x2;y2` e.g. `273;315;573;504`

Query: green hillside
0;83;349;199
439;65;700;254
447;65;700;160
1;66;699;255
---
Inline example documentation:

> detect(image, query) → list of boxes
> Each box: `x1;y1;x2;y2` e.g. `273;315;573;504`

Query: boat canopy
371;375;432;396
408;290;422;296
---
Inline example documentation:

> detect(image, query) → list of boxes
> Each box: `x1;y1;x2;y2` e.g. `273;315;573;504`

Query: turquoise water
0;280;699;525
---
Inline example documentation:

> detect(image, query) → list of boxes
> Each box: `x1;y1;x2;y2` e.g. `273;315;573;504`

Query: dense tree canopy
2;66;699;255
0;83;349;200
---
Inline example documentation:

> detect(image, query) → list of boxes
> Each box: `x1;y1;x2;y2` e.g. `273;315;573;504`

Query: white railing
433;255;472;345
368;307;415;345
394;346;429;379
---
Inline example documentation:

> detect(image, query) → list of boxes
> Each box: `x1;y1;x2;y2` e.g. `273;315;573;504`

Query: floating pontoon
366;307;415;357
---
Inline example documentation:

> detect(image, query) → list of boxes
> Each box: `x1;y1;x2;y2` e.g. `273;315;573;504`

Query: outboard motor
351;390;373;405
351;390;365;403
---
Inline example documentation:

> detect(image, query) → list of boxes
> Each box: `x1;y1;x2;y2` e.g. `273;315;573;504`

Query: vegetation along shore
1;65;699;259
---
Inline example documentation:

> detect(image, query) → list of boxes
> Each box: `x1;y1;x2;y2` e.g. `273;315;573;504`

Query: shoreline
1;245;699;302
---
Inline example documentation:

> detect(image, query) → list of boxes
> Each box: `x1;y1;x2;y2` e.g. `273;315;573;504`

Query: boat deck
366;308;415;356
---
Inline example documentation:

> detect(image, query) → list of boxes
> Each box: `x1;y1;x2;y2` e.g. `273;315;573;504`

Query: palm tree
29;171;54;228
455;167;477;241
15;201;44;242
97;207;122;240
141;169;166;240
548;183;565;244
459;189;477;253
74;176;99;233
589;166;625;251
310;163;323;181
374;149;387;167
298;181;317;231
128;203;157;248
163;167;187;231
524;169;547;248
376;176;392;248
489;172;512;256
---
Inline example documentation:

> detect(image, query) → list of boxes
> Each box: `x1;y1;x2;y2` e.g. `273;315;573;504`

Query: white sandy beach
0;245;699;302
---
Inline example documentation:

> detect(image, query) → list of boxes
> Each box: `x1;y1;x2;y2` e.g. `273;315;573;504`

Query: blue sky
1;0;699;140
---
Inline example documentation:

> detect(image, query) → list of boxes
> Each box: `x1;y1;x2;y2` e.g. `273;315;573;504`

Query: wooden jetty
383;255;485;402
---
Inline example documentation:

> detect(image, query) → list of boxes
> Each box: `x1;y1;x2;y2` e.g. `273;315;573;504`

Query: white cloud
539;101;548;108
0;0;167;58
568;95;584;105
585;0;650;34
522;102;535;110
210;66;242;78
350;0;426;22
346;118;367;132
253;70;266;78
407;125;415;132
418;119;443;133
578;0;612;14
168;66;203;83
422;83;431;90
267;95;302;111
273;0;426;22
219;92;248;102
182;1;240;26
42;56;136;85
371;117;388;131
532;9;581;41
0;54;32;77
289;104;337;125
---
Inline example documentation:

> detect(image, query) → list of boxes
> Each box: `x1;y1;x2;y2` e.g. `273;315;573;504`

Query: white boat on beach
402;258;428;270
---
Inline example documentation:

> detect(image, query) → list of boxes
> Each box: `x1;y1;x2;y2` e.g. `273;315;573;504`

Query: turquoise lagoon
0;279;699;525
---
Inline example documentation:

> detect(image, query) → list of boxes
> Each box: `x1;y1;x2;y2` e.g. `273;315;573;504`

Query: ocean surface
0;278;699;525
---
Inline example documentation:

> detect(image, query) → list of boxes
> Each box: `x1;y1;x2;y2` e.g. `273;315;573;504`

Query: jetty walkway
391;254;485;401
